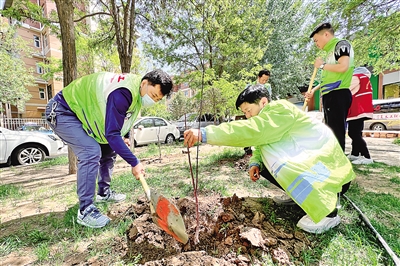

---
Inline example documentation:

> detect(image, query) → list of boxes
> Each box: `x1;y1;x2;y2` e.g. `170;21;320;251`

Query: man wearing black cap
305;22;354;151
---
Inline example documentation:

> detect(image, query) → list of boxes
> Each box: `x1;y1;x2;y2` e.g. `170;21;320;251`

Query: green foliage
35;243;50;262
0;0;49;24
261;0;316;99
0;184;24;199
33;155;69;169
141;98;173;120
168;91;195;120
0;21;35;111
37;57;63;82
317;0;400;74
139;0;274;117
0;235;23;256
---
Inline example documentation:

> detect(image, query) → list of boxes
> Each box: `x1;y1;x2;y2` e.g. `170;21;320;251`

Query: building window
43;34;48;48
39;88;45;99
36;64;43;74
34;35;40;47
47;84;52;100
383;82;400;99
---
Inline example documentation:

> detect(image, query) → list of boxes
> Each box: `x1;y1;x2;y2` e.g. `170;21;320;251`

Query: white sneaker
347;154;360;161
297;214;341;234
352;156;373;165
96;190;126;202
273;194;296;205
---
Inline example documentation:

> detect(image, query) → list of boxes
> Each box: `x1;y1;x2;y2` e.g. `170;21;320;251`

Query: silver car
132;117;180;147
0;127;65;165
173;113;220;137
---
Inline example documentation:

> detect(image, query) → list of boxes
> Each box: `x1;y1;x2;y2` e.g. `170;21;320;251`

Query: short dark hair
235;84;269;110
258;69;270;77
142;69;173;98
309;22;334;38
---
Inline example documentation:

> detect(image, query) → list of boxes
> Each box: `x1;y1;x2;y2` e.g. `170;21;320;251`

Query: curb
362;132;399;138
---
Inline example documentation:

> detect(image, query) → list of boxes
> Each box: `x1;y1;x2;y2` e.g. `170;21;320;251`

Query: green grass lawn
0;141;399;265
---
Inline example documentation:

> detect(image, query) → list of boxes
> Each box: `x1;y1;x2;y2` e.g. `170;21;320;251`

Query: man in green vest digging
45;70;173;228
184;84;355;234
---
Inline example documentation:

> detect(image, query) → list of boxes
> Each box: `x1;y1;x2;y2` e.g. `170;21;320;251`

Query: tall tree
168;91;195;120
261;0;316;100
88;0;139;73
53;0;78;174
0;20;35;116
138;0;272;117
1;0;79;173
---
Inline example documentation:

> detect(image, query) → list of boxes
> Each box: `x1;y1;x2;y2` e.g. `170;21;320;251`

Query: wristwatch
319;63;326;69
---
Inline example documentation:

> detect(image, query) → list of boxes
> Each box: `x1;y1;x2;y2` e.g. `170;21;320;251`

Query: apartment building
2;0;63;119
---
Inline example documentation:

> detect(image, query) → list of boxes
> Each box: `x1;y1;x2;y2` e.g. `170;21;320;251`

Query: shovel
138;174;189;244
303;67;318;111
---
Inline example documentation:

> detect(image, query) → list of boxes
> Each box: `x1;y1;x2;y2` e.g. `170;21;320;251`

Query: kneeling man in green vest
184;84;355;234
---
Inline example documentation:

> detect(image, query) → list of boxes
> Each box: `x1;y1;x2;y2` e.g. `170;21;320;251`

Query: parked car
0;127;65;165
363;98;400;131
173;113;220;137
18;122;54;134
132;117;180;147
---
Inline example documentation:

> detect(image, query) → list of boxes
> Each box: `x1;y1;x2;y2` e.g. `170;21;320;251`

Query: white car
0;127;65;165
132;117;180;147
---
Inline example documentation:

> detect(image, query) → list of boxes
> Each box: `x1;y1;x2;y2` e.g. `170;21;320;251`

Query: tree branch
73;11;111;23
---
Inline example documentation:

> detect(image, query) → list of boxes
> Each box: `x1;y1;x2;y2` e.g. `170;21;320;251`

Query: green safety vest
204;100;355;222
62;72;142;143
320;37;354;96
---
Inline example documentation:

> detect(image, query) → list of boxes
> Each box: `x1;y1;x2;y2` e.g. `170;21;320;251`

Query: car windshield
25;125;41;130
177;113;198;122
20;123;52;132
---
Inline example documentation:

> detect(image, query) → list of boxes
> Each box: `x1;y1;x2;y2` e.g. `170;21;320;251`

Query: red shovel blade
138;174;188;244
151;193;188;244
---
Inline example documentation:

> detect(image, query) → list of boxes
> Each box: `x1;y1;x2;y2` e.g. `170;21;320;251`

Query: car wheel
371;123;386;131
11;145;45;165
165;134;175;144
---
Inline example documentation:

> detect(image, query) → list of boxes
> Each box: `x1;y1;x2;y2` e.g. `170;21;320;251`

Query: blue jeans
45;99;116;211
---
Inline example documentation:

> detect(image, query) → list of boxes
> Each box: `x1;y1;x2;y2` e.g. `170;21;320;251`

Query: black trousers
322;89;352;151
347;119;371;158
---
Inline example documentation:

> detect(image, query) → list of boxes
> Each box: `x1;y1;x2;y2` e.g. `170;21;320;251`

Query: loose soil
1;137;399;265
122;192;308;266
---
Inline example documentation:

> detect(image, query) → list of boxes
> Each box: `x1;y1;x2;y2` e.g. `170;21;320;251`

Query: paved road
345;136;400;166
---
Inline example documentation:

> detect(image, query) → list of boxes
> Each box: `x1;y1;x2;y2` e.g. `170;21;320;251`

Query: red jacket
347;73;374;121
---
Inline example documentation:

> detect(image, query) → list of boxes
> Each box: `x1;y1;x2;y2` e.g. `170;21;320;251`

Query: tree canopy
137;0;275;117
313;0;400;74
0;20;35;112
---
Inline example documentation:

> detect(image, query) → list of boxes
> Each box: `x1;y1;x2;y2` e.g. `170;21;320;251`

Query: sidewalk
345;136;400;166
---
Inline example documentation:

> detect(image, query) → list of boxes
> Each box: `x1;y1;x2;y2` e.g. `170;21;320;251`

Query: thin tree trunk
54;0;78;174
109;0;136;73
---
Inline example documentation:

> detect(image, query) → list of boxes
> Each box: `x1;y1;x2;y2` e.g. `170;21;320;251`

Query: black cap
309;22;332;38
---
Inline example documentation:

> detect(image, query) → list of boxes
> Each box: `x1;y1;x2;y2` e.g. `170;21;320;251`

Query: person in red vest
346;67;374;165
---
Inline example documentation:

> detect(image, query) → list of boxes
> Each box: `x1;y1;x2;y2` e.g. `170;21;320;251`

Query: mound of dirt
117;193;309;266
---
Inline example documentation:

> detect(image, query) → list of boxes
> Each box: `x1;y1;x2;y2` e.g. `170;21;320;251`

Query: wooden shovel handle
303;67;318;111
138;174;151;200
138;174;156;214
